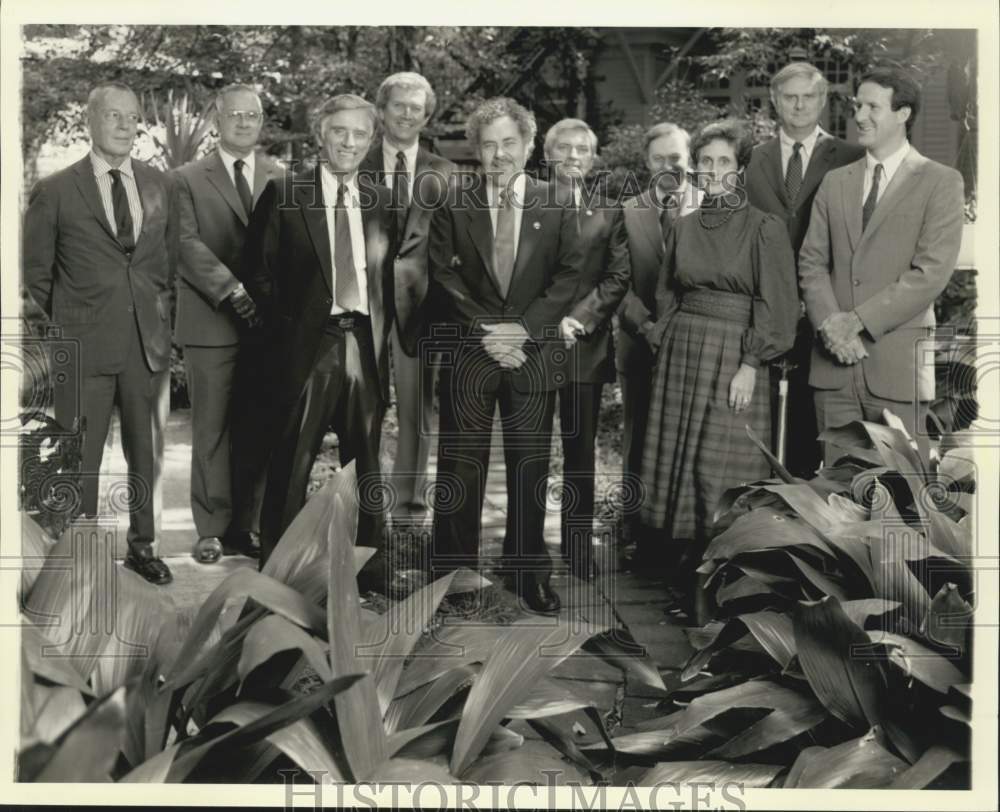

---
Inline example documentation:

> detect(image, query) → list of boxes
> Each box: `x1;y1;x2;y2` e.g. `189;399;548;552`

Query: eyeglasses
101;110;140;126
222;110;262;122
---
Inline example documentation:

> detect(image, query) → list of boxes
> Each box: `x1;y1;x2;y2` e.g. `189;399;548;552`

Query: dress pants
53;316;163;551
619;371;652;537
259;319;385;563
433;369;555;580
557;380;602;577
389;321;437;512
814;362;930;466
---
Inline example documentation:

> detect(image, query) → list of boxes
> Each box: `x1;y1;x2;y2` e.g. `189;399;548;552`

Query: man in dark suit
799;67;964;464
245;95;396;580
616;122;701;565
544;118;631;582
746;62;865;476
174;83;286;563
24;81;176;585
359;72;455;521
429;97;582;613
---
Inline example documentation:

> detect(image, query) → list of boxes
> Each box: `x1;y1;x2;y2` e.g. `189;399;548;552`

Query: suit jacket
359;141;455;356
553;183;631;384
616;185;702;376
799;147;965;402
428;173;583;393
746;133;865;257
173;150;287;346
24;155;176;377
243;167;395;405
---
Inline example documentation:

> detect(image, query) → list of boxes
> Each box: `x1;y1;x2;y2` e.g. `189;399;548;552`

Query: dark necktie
862;163;884;232
393;150;410;236
659;193;676;243
785;141;803;204
234;158;253;218
334;183;361;312
493;189;517;298
108;169;135;251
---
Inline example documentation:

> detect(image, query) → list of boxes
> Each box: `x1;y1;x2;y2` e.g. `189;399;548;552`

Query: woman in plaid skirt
638;120;799;581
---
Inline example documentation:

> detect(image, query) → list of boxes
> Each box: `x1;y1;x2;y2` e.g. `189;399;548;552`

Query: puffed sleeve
741;213;798;367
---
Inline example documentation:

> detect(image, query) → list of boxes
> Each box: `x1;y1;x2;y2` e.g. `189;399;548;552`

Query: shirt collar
487;172;527;207
219;147;255;175
320;164;360;202
867;140;910;180
779;125;824;155
90;151;134;179
657;178;691;208
383;139;419;171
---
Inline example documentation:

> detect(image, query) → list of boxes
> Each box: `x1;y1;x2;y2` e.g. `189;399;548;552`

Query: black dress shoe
517;575;561;614
222;530;261;559
192;536;223;564
123;547;173;585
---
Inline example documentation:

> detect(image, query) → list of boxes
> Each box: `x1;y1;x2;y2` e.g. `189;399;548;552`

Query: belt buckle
336;314;356;329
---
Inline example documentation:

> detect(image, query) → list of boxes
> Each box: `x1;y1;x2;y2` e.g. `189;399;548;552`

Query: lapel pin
533;221;541;230
585;209;593;217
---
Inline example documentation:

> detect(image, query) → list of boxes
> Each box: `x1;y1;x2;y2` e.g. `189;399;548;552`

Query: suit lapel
252;154;280;205
637;190;665;261
133;162;156;248
508;179;544;298
206;151;249;226
299;168;334;296
797;137;836;207
360;177;384;317
72;158;119;244
463;177;504;298
860;149;926;246
841;158;865;253
760;138;787;206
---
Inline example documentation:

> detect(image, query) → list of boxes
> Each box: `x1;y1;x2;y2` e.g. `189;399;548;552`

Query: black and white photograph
1;1;997;807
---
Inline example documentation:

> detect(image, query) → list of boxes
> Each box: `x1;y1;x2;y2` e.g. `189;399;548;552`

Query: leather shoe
192;536;223;564
222;530;261;559
516;574;561;614
124;547;173;585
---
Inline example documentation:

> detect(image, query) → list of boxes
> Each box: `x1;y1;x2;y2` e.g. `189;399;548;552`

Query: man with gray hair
173;83;287;564
24;81;177;584
245;94;396;592
359;72;454;523
746;61;863;476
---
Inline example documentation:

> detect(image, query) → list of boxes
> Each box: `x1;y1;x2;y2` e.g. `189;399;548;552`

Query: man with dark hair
428;97;583;613
24;81;176;585
745;62;864;477
174;83;286;564
799;66;964;463
359;72;454;522
246;94;396;584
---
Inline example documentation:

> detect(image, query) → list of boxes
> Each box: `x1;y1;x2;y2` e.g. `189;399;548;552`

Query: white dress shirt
90;152;143;243
381;140;419;192
487;172;527;258
219;147;256;191
862;140;910;205
779;125;826;176
320;167;369;315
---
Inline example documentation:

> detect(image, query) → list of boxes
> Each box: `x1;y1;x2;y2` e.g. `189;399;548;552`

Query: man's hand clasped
229;283;261;328
482;321;530;370
559;315;586;348
819;310;868;366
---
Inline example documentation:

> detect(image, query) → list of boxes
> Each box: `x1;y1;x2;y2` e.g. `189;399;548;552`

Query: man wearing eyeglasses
24;81;178;585
173;83;287;566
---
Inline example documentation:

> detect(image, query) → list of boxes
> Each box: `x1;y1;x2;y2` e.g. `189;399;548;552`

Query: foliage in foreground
581;419;974;789
18;462;660;785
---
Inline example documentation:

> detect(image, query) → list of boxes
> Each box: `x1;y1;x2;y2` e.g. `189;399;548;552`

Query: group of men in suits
23;62;963;603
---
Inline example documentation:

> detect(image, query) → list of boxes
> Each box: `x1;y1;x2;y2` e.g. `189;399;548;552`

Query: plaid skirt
638;288;772;539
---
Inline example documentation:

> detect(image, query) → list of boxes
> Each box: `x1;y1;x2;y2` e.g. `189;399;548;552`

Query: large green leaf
22;684;87;747
794;597;887;729
450;621;610;775
840;599;901;628
396;624;510;696
866;631;966;693
640;760;783;788
784;732;908;788
21;617;94;694
581;628;668;694
527;716;605;783
326;484;388;780
164;569;326;685
716;573;779;605
505;677;595;719
237;615;333;684
119;742;182;782
460;749;587;785
367;757;456;783
739;611;796;670
705;507;837;562
34;686;127;782
920;583;972;656
19;513;57;600
384;664;480;734
386;718;523;760
888;744;966;788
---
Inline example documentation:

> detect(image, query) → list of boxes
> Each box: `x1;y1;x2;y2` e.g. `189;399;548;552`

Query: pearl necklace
698;206;736;230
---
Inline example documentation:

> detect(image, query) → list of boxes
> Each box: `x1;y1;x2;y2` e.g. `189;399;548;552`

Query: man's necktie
393;150;410;236
234;158;253;218
862;163;884;232
334;184;361;312
108;169;135;252
659;194;676;243
785;142;803;205
493;189;517;298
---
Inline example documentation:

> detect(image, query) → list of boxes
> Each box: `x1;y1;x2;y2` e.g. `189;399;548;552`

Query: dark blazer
173;150;287;346
553;183;631;384
244;167;395;405
360;141;455;356
616;185;701;376
428;173;583;392
746;133;865;257
799;148;964;402
23;155;176;377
